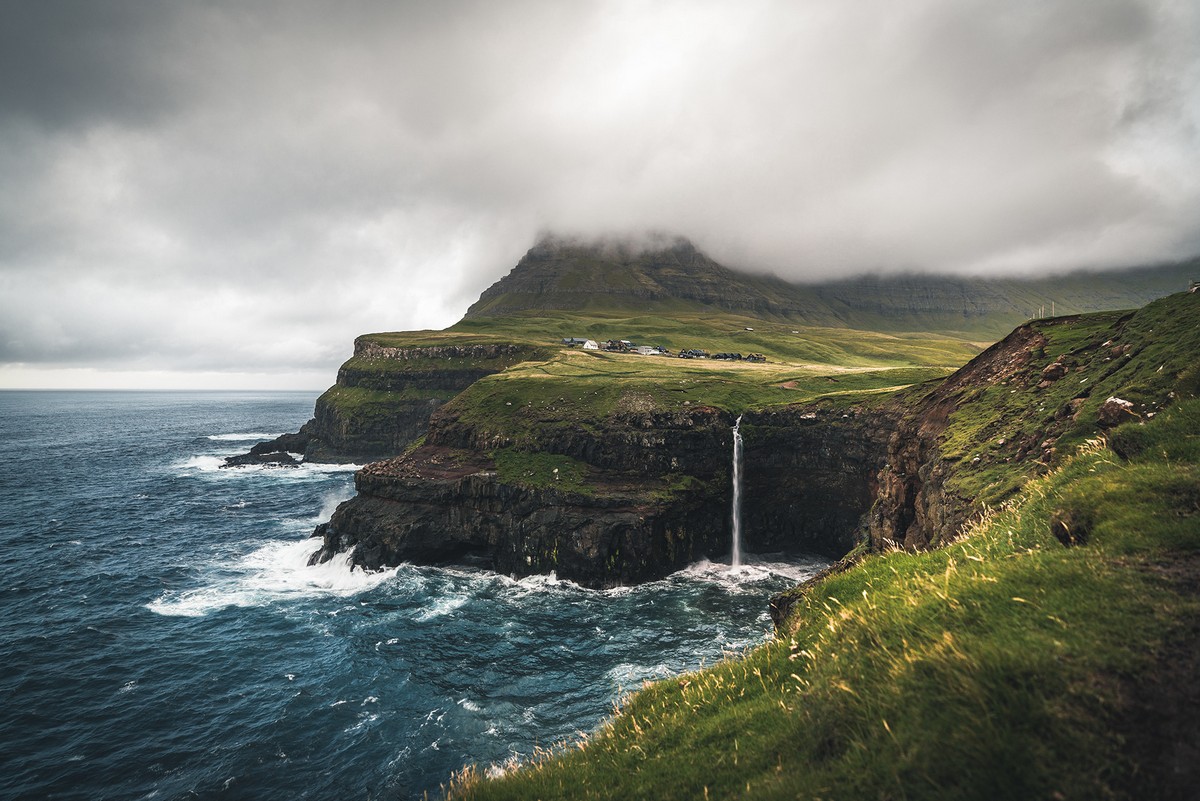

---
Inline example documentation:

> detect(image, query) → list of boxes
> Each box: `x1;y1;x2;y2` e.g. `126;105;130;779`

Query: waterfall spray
730;414;744;568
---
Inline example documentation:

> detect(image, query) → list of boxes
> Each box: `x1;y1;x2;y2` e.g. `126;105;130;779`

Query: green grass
328;308;975;456
434;349;952;452
450;310;983;368
315;385;437;419
446;403;1200;800
932;293;1200;507
493;448;592;494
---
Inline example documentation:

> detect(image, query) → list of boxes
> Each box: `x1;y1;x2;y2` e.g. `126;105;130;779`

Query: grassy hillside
447;410;1200;801
435;348;950;453
451;310;984;367
444;293;1200;800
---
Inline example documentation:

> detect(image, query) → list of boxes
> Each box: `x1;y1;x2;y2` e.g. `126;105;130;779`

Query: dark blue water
0;391;827;800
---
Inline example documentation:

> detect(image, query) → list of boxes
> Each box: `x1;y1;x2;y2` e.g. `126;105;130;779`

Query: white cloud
0;0;1197;387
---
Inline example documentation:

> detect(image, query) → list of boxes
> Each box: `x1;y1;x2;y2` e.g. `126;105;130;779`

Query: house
583;339;599;350
562;337;589;347
635;345;662;356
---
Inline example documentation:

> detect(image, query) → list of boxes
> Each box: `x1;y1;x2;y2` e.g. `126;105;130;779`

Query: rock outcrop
225;340;547;465
310;403;736;588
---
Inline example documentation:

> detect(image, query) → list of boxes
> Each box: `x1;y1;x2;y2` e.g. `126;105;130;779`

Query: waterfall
730;414;744;568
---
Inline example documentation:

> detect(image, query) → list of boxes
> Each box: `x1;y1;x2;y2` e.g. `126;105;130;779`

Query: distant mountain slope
464;234;1198;337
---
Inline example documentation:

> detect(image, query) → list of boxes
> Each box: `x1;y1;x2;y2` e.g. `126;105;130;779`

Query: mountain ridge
465;234;1198;337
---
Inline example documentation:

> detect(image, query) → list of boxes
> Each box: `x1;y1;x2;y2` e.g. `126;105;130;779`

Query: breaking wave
147;541;398;617
206;432;286;441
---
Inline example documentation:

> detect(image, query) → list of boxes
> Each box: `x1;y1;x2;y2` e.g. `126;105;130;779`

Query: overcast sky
2;0;1198;389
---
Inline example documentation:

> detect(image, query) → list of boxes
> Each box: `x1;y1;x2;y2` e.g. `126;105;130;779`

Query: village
560;336;767;362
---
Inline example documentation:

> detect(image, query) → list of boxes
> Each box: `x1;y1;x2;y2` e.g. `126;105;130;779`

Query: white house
583;339;599;350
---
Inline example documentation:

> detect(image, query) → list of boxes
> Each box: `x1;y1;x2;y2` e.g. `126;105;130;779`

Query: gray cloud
1;0;1197;386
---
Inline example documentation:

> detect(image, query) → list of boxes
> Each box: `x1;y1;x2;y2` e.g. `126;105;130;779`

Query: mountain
465;234;1198;337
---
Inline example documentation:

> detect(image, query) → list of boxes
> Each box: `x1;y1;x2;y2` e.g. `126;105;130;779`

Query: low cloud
1;0;1197;385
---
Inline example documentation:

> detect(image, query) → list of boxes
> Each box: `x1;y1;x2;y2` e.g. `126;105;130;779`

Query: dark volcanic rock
741;407;893;557
309;399;901;586
249;431;311;456
309;446;726;588
221;451;300;468
222;431;309;468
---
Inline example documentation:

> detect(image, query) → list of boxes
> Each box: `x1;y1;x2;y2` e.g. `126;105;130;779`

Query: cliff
225;338;549;465
311;291;1198;590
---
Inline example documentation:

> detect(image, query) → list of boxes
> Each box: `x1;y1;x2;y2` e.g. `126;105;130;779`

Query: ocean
0;391;828;800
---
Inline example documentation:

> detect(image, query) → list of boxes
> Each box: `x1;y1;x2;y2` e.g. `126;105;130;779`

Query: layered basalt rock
309;397;903;587
309;405;736;588
738;407;895;558
226;340;546;465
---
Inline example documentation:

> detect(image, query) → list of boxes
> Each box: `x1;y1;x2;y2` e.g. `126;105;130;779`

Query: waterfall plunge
730;414;744;568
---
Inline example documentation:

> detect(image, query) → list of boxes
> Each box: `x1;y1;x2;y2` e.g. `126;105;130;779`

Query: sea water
0;391;828;800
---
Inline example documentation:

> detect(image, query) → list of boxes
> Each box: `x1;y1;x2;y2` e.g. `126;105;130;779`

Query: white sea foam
206;432;286;441
179;455;227;471
176;456;363;477
344;712;380;734
413;594;469;622
673;555;828;587
605;661;675;690
315;489;353;523
146;540;397;617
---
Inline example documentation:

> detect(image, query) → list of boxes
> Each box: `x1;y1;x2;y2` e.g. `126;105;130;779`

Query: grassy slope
448;403;1200;801
446;295;1200;800
437;350;949;452
314;311;978;433
415;311;979;493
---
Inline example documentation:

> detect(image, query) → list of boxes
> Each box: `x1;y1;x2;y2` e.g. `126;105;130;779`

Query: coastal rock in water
221;451;300;468
249;431;311;456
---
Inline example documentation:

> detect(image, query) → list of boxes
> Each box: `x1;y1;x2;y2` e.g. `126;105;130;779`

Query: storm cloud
2;0;1197;387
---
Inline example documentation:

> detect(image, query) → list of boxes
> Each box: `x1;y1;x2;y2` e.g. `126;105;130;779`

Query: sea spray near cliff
0;391;828;800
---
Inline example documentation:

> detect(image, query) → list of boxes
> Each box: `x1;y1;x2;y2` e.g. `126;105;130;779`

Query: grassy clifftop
445;292;1200;800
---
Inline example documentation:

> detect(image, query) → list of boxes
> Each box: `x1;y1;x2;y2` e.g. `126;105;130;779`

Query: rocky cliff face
309;404;736;588
740;406;896;557
864;323;1048;550
227;340;546;465
309;386;907;587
